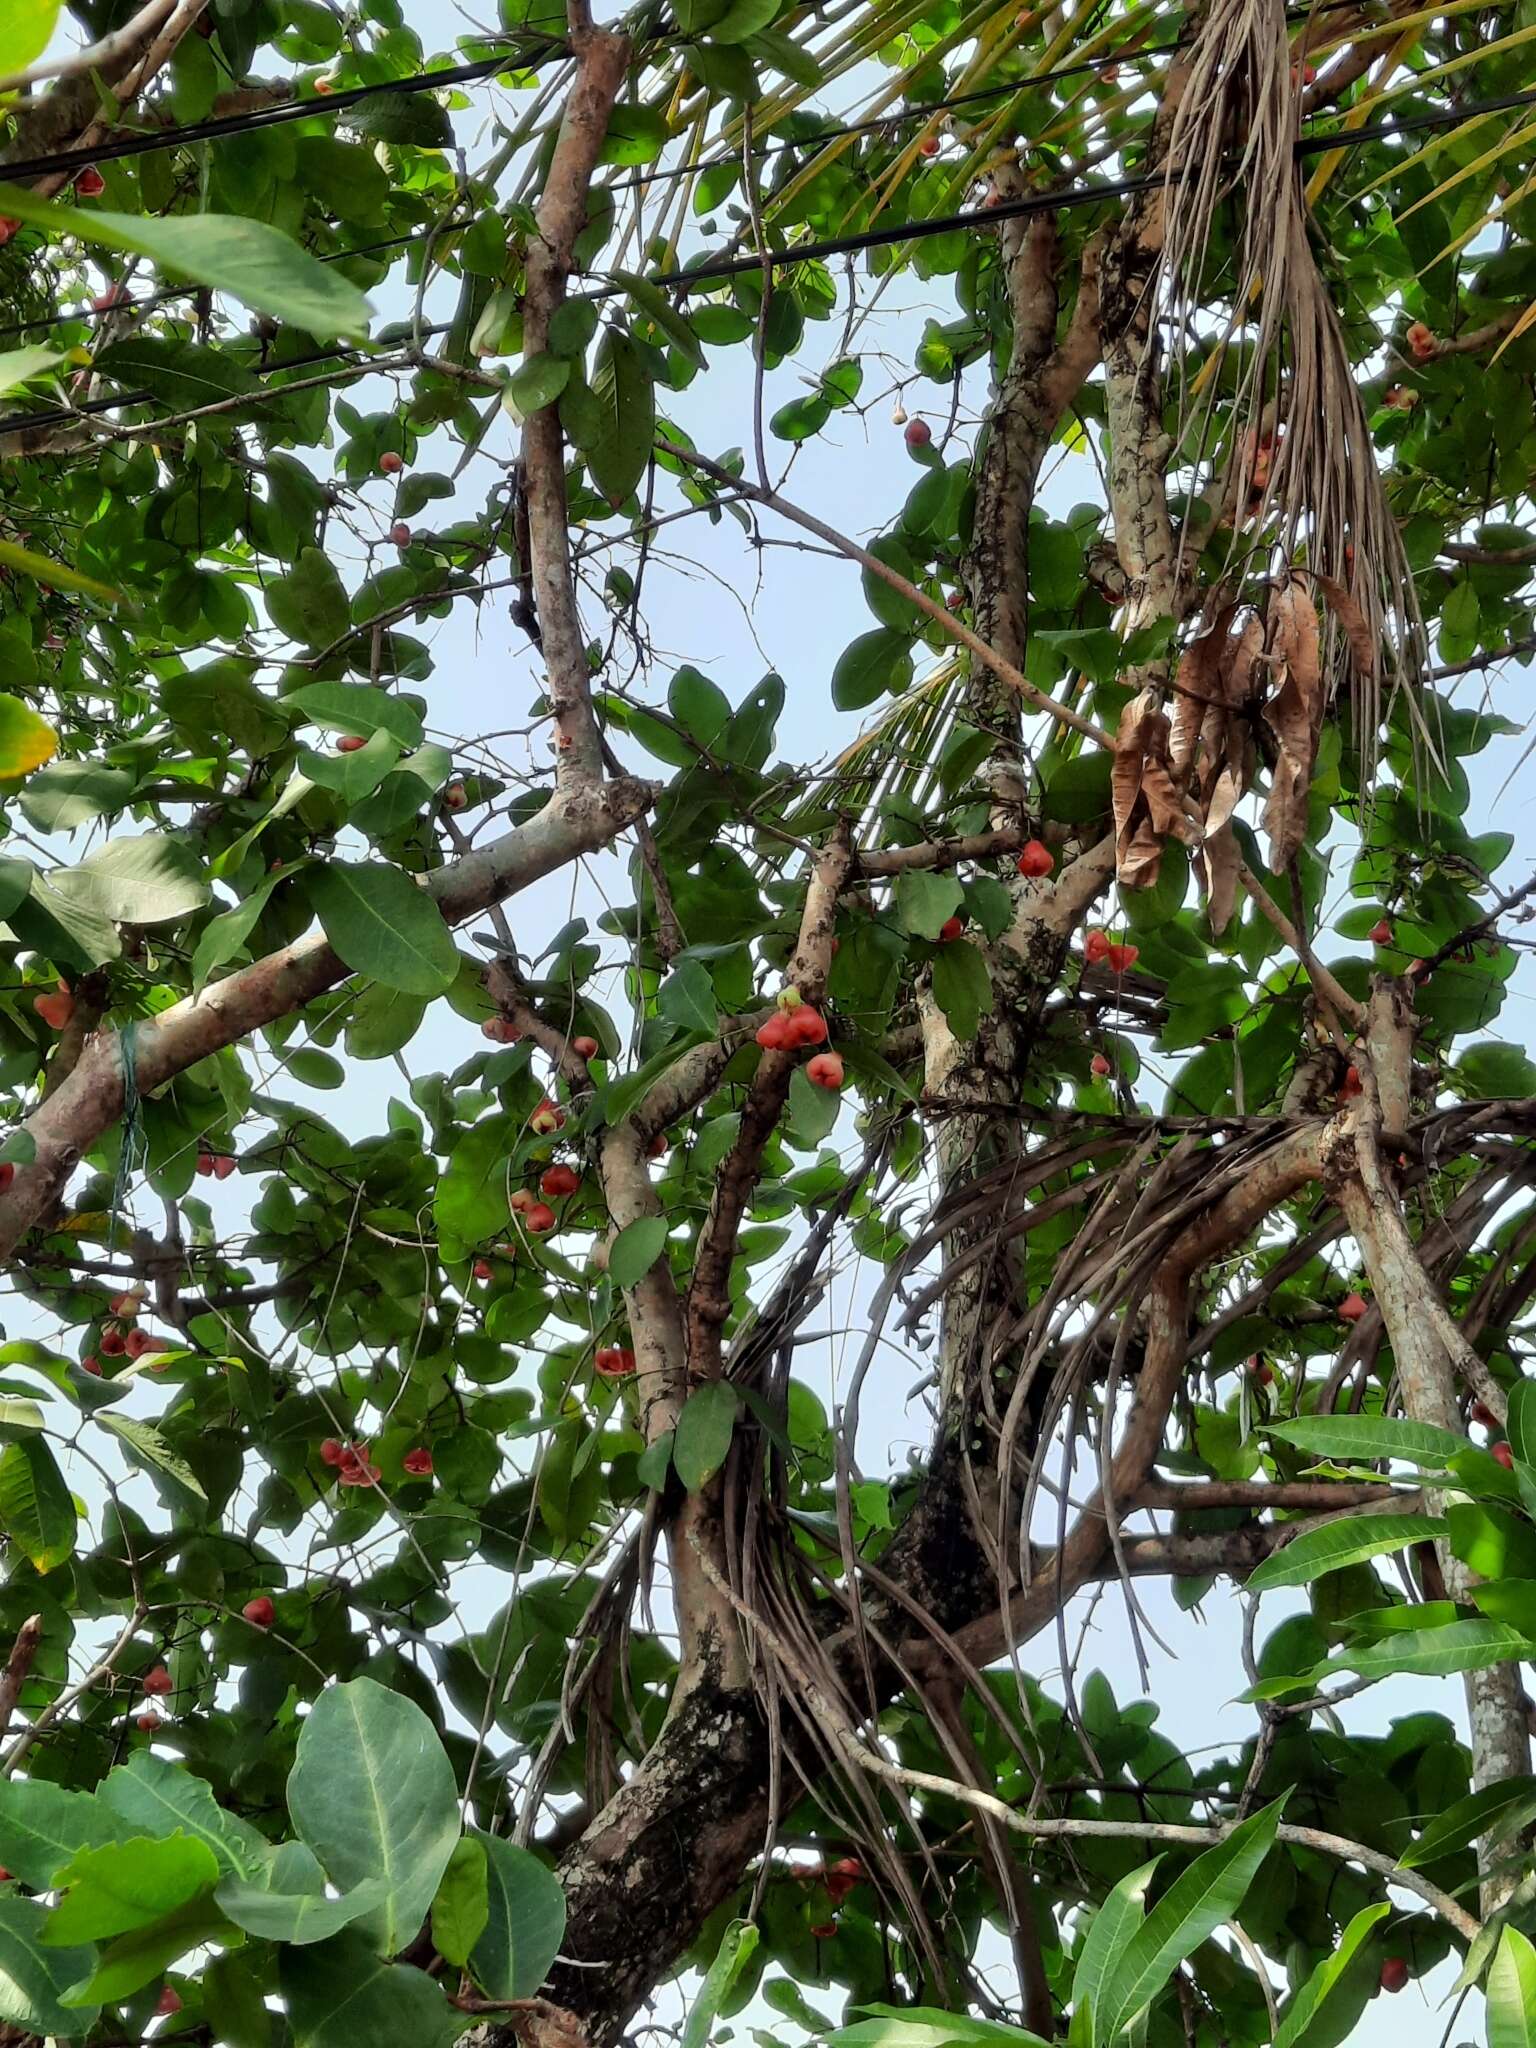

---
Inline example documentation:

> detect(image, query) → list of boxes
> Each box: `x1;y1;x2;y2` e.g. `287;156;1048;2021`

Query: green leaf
51;834;209;926
287;1677;461;1956
1097;1801;1284;2041
673;1382;739;1491
1488;1926;1536;2048
0;0;61;73
608;1215;670;1289
894;871;964;941
0;696;58;777
19;761;136;832
707;0;780;41
347;983;428;1058
216;1845;391;1946
0;1895;96;2040
469;1832;566;2000
1324;1618;1535;1680
1271;1902;1389;2048
0;1437;76;1573
0;537;117;605
682;1919;760;2048
1070;1858;1156;2048
266;553;352;650
431;1836;488;1968
1401;1775;1536;1867
587;327;655;507
930;936;991;1040
66;1894;225;2006
1447;1501;1536;1580
611;271;706;369
1266;1414;1463;1466
98;1752;263;1878
344;91;453;146
1509;1378;1536;1468
288;681;424;750
599;106;670;167
309;864;458;996
0;346;64;400
1245;1513;1441;1592
831;629;914;711
658;959;718;1034
505;351;571;422
44;1833;221;1943
0;1779;119;1890
192;869;288;992
0;185;372;341
280;1933;464;2048
829;2011;1047;2048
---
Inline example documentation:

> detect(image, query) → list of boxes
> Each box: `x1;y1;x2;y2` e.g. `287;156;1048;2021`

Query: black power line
0;39;568;185
3;76;1534;443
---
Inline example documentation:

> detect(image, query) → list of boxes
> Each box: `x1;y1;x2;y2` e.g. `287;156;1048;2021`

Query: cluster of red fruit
1469;1400;1517;1469
755;993;844;1089
595;1346;637;1378
320;1438;381;1487
195;1149;237;1179
1405;322;1436;362
1084;929;1140;974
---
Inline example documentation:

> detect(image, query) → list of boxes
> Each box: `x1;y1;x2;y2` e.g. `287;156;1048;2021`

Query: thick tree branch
0;779;656;1261
521;25;632;792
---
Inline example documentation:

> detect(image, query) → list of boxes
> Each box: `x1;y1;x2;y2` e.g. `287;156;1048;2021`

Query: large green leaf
0;185;372;339
587;325;655;507
1488;1926;1536;2048
97;1753;264;1879
469;1832;566;2000
0;1437;77;1573
829;2010;1048;2048
430;1836;488;1968
43;1833;221;1944
18;762;135;832
681;1918;760;2048
0;1779;119;1889
1323;1618;1535;1681
1245;1513;1442;1592
608;1215;669;1288
1401;1775;1536;1867
286;1677;461;1956
1266;1415;1463;1466
1096;1801;1283;2041
0;0;61;72
51;834;209;926
280;1932;464;2048
216;1841;392;1945
0;1894;97;2039
309;864;459;996
1069;1858;1156;2047
673;1382;739;1491
1271;1902;1388;2048
65;1895;228;2005
98;1416;209;1509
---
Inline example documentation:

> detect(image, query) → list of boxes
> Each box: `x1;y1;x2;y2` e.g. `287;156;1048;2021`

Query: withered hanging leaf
1261;582;1325;873
1113;688;1197;890
1311;570;1377;681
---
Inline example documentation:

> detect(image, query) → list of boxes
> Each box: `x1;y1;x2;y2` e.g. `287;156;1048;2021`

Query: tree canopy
1;0;1536;2045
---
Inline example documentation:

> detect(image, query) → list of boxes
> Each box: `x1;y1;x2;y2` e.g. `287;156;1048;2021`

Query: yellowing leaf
0;696;57;777
0;538;118;605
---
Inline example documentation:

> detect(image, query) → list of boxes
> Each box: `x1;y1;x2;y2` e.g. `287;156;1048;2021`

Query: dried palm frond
1155;0;1426;752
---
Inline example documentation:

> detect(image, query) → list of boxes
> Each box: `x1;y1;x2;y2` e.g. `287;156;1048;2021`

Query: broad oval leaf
286;1677;461;1956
